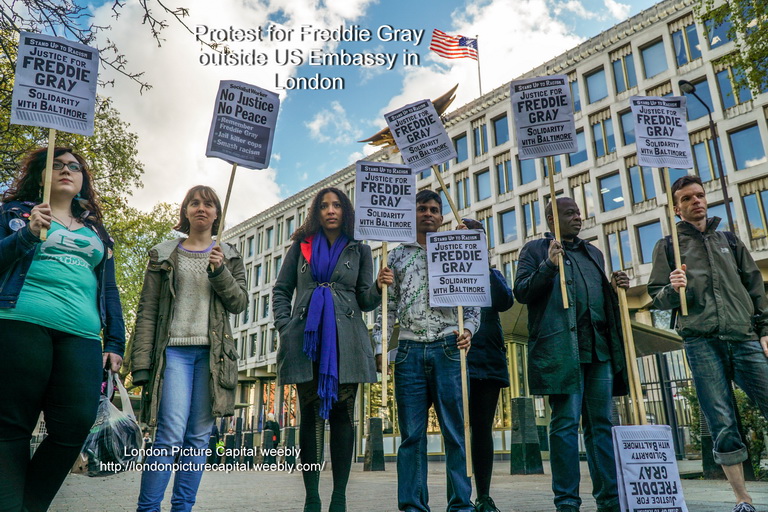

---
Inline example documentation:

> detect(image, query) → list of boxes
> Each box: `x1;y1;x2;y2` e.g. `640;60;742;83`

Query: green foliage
696;0;768;95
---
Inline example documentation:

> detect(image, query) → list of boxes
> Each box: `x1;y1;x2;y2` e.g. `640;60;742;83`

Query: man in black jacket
514;197;629;512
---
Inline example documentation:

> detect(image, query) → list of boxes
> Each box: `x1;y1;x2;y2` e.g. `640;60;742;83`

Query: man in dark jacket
514;197;629;512
648;175;768;512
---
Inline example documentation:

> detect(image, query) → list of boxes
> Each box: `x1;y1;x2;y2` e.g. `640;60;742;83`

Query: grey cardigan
272;236;381;385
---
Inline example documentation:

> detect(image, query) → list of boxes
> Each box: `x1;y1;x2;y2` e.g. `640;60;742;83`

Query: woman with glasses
130;185;247;512
0;147;125;512
273;187;390;512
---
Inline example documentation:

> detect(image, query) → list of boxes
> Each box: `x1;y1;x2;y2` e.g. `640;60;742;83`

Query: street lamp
678;79;735;233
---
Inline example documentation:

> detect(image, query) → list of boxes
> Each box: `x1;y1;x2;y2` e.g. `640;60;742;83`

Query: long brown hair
291;186;355;242
3;147;103;222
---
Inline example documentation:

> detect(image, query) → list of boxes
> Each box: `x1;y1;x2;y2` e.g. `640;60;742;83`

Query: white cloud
553;1;595;19
305;101;362;144
604;0;631;19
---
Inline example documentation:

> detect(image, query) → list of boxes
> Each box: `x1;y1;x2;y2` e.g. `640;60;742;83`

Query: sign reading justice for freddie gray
630;96;693;169
354;161;416;242
385;99;456;171
511;75;577;160
206;80;279;170
427;230;491;307
11;32;98;136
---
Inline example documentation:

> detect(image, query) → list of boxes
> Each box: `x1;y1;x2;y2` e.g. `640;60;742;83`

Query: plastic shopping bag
80;370;143;477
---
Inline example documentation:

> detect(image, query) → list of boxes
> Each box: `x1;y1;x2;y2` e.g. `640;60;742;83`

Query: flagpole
475;34;482;96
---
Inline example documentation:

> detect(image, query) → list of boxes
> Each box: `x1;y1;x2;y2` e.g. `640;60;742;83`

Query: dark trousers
0;319;102;512
469;379;503;497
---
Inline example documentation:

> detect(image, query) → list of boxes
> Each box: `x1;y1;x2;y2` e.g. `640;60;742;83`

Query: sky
82;0;660;228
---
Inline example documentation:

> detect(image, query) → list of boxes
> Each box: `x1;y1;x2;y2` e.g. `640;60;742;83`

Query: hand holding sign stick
546;155;569;309
662;167;688;316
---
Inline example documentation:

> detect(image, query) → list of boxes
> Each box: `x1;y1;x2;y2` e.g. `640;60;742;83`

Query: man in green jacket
648;175;768;512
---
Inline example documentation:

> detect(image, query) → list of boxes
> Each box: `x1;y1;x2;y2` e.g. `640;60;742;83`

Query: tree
697;0;768;94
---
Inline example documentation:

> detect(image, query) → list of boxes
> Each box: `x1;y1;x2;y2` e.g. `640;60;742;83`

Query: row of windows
239;211;304;259
235;327;278;361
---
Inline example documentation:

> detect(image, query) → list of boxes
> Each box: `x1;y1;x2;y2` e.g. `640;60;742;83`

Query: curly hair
174;185;222;235
291;186;355;242
3;147;103;222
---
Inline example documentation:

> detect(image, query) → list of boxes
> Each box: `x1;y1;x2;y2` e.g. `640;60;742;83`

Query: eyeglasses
52;161;83;172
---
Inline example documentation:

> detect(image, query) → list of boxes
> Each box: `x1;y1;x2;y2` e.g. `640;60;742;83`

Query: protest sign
354;161;416;242
630;97;693;169
613;425;688;512
206;80;279;169
511;75;577;160
384;99;456;171
10;32;99;136
426;230;491;307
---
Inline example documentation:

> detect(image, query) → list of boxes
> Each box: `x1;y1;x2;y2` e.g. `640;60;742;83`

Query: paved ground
50;459;768;512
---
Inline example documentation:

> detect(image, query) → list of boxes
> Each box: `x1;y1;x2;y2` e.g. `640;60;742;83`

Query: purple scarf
304;230;348;419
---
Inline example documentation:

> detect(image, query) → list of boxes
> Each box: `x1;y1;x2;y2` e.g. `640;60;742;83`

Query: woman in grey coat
273;186;389;512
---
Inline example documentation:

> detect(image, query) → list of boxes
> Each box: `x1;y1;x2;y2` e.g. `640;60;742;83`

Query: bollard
263;429;276;464
284;427;297;465
509;397;544;475
364;417;385;471
223;433;235;464
242;432;255;465
207;433;218;464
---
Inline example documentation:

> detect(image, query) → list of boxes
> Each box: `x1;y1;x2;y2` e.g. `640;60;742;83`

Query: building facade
223;0;768;459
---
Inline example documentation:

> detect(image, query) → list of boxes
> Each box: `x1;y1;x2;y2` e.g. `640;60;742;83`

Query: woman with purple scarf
273;187;391;512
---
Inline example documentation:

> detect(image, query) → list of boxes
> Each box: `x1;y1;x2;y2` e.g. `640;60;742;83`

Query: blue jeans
137;346;215;512
684;337;768;466
549;361;618;510
394;337;472;512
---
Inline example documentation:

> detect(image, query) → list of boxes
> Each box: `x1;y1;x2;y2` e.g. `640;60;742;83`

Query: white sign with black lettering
354;161;416;242
427;230;491;307
206;80;279;170
385;99;456;172
511;75;577;160
11;32;99;136
613;425;688;512
630;96;693;169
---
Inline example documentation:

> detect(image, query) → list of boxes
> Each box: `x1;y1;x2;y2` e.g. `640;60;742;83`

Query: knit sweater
168;247;212;346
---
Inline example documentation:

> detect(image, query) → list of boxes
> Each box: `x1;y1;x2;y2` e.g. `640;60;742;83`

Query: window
570;77;581;112
472;119;488;157
454;134;468;163
543;156;561;177
585;68;608;104
647;80;673;98
704;13;732;49
501;252;518;286
275;219;284;245
271;330;278;352
247;236;254;257
567;130;588;166
259;327;267;357
715;63;751;109
345;182;355;205
518;156;536;185
671;17;702;67
250;333;257;357
683;78;713;121
246;265;252;289
297;207;306;227
590;112;616;158
475;169;491;201
708;201;736;232
418;168;432;180
611;47;638;93
637;221;663;264
641;39;668;78
438;187;451;215
613;114;633;153
729;124;767;171
691;130;725;182
274;255;282;277
254;264;261;287
628;163;656;204
286;217;295;237
500;209;518;244
493;115;509;146
265;259;272;284
266;227;274;249
521;193;541;238
252;296;259;323
496;153;513;194
478;208;495;249
455;172;470;210
241;301;249;324
598;172;625;212
570;173;595;219
742;179;768;239
605;220;632;271
256;230;263;254
262;295;270;318
436;161;450;173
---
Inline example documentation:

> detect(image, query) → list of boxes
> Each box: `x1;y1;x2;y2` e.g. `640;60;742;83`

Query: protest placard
384;99;456;171
511;75;577;160
426;230;491;307
206;80;279;170
613;425;688;512
10;32;99;136
630;97;693;169
354;161;416;242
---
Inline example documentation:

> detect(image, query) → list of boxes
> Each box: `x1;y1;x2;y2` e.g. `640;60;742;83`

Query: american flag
429;29;479;60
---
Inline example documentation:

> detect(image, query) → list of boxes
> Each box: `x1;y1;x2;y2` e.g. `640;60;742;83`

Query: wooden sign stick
617;287;647;425
381;241;389;417
39;129;57;242
662;168;688;316
546;155;569;309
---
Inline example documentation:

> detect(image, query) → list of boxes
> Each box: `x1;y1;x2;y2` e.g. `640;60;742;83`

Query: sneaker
474;495;501;512
733;503;757;512
556;506;579;512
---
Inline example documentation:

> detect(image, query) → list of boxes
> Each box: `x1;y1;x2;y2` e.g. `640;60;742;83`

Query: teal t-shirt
0;222;104;339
